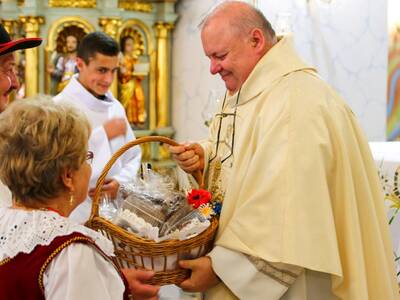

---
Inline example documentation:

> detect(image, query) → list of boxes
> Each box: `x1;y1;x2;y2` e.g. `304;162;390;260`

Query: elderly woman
0;97;159;299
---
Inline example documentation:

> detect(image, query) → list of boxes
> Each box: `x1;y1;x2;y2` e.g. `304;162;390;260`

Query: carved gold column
155;22;174;127
19;16;44;97
99;17;121;97
1;20;17;38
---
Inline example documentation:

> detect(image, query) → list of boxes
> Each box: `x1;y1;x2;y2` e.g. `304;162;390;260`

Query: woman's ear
61;168;74;191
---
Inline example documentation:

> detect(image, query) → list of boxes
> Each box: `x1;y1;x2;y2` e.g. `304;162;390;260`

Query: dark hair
77;31;119;64
120;35;134;53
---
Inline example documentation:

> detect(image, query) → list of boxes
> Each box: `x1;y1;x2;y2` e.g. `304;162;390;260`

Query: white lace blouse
0;207;125;299
0;181;11;208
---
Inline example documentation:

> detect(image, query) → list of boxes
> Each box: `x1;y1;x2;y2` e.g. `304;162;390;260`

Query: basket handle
89;136;204;220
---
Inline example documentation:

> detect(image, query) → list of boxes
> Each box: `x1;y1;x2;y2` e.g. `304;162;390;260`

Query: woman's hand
121;269;160;300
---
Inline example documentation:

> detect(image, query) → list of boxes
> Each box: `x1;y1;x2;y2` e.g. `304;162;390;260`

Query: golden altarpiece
0;0;178;166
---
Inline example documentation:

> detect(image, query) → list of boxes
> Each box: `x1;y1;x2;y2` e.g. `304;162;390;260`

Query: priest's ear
249;28;266;54
76;57;87;72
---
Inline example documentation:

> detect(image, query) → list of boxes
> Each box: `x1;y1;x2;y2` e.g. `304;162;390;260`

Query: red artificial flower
187;189;212;209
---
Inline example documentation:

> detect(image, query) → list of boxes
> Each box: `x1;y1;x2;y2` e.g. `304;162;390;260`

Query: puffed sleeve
43;243;125;300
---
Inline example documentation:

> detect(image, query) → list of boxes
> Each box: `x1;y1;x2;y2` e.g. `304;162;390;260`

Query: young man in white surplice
54;32;141;224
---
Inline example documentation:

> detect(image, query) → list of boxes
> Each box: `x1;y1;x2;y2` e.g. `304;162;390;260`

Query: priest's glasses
208;89;241;165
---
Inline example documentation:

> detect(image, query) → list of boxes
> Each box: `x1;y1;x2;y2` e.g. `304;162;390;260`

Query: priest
170;1;399;299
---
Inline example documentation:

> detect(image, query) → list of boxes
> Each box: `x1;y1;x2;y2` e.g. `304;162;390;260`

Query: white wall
171;0;225;142
172;0;387;141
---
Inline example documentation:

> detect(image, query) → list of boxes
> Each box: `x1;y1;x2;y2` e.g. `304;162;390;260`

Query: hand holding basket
86;136;218;285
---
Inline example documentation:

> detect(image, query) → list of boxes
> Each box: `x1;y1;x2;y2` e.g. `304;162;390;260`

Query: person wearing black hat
0;23;42;113
0;24;42;208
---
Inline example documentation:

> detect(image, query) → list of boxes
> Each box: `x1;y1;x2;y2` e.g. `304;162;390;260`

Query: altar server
54;32;141;223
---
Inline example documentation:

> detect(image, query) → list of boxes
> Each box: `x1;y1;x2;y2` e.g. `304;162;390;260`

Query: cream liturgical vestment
54;75;141;223
203;36;398;299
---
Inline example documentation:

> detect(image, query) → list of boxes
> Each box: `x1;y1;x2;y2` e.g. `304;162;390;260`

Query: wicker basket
86;136;218;285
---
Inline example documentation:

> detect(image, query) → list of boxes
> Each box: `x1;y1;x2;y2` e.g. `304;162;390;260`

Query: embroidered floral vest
0;232;130;299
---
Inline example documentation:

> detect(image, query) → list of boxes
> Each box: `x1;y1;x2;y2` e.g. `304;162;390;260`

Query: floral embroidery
378;165;400;281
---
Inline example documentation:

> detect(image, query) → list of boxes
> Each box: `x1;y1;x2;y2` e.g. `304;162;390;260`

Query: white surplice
54;75;141;223
0;207;125;299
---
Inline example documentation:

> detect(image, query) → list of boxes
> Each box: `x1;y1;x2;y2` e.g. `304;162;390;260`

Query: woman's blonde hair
0;95;90;204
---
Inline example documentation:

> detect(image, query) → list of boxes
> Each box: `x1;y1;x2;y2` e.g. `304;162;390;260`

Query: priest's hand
88;178;119;199
168;143;205;173
179;256;221;292
121;269;160;300
103;117;127;140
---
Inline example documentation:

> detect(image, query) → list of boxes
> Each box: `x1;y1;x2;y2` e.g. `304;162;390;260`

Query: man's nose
9;71;19;90
104;72;114;86
210;59;221;75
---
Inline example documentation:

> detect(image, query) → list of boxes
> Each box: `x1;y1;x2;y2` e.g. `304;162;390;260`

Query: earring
69;192;75;206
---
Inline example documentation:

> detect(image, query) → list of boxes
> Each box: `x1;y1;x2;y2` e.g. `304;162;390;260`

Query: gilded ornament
118;1;152;12
99;17;122;38
0;20;17;38
154;22;174;38
154;22;174;127
19;16;45;33
208;158;224;203
19;16;44;97
48;0;96;8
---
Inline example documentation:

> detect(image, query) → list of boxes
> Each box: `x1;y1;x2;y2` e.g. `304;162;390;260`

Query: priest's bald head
200;1;277;94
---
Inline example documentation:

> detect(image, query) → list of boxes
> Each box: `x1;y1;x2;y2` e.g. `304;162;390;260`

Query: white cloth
209;246;288;299
44;244;125;299
209;246;337;300
369;141;400;165
0;181;11;208
0;208;125;299
0;208;114;260
54;75;141;223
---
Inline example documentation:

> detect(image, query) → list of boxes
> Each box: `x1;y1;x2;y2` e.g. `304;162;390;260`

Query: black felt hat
0;23;42;56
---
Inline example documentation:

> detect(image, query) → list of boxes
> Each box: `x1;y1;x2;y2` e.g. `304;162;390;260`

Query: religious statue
118;35;147;126
47;34;78;93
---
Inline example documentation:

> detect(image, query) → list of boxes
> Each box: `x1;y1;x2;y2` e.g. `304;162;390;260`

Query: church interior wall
172;0;388;142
